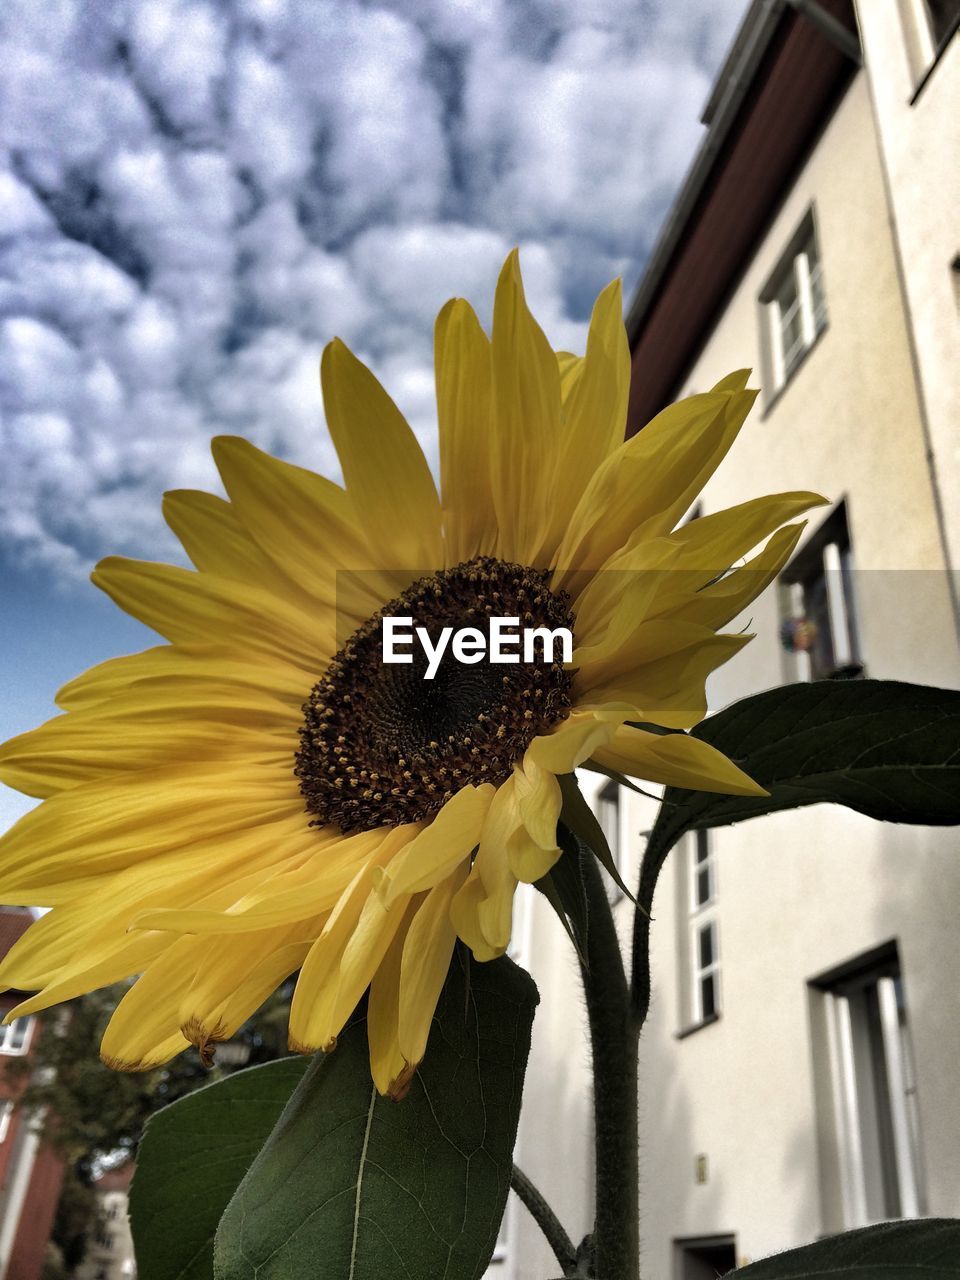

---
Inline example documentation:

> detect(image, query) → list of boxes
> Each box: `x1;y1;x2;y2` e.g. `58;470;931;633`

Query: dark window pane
701;974;717;1019
927;0;960;46
696;868;711;906
699;924;714;969
695;830;710;864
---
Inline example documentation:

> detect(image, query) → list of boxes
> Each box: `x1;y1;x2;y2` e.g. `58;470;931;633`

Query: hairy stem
510;1163;579;1276
630;833;671;1030
577;842;640;1279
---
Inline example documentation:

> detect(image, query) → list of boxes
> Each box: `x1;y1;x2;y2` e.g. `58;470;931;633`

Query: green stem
576;841;640;1279
510;1163;579;1276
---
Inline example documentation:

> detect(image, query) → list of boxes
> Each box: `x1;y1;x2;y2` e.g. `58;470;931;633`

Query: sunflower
0;253;824;1097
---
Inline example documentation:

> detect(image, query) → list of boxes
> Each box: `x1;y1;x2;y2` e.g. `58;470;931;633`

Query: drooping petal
377;783;493;905
508;756;562;883
178;929;317;1059
288;827;415;1052
368;903;417;1098
526;705;636;775
398;864;466;1069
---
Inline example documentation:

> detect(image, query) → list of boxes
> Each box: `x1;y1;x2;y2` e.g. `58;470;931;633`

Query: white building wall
854;2;960;608
502;38;960;1280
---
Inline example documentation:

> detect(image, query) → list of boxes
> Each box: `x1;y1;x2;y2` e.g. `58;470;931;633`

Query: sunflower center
295;557;576;834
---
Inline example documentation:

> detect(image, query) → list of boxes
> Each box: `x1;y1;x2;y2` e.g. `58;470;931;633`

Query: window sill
760;321;829;420
675;1012;720;1041
910;16;960;105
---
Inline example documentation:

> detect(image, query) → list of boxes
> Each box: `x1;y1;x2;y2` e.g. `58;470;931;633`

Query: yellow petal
507;757;562;883
378;783;492;905
100;941;199;1071
288;827;414;1051
580;633;753;729
490;251;562;565
449;866;505;963
0;699;295;799
555;387;756;583
162;489;288;591
132;827;388;935
91;557;332;673
576;615;750;699
0;761;302;899
321;339;443;570
211;436;395;622
473;786;520;952
435;298;496;564
526;706;634;774
592;725;767;796
398;864;466;1068
179;930;315;1054
55;645;308;714
544;280;629;554
669;523;807;632
368;903;416;1097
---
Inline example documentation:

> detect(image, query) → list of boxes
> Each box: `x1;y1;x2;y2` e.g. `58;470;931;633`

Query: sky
0;0;749;832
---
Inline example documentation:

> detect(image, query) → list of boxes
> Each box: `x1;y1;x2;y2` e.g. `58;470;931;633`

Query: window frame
780;501;863;682
0;1014;34;1056
686;830;722;1029
900;0;960;93
810;943;927;1228
759;208;828;405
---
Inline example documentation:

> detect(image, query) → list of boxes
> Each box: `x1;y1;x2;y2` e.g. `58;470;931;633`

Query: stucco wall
855;1;960;605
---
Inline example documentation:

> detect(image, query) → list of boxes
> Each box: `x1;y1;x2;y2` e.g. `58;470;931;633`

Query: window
690;832;720;1022
900;0;960;79
678;830;721;1029
811;944;926;1227
675;1236;737;1280
781;503;862;681
760;209;827;397
0;1015;33;1055
595;780;624;905
0;1100;14;1144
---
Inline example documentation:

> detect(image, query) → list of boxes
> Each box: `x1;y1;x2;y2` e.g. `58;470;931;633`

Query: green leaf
645;680;960;869
557;773;636;903
129;1056;308;1280
214;951;538;1280
732;1217;960;1277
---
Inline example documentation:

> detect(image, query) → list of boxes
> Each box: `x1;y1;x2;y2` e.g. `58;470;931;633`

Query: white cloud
0;0;746;586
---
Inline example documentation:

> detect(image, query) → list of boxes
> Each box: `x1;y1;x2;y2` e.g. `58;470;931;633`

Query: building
75;1162;136;1280
0;908;66;1280
501;3;960;1277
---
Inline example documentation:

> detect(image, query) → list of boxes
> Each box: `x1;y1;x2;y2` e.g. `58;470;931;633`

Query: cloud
0;0;746;586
